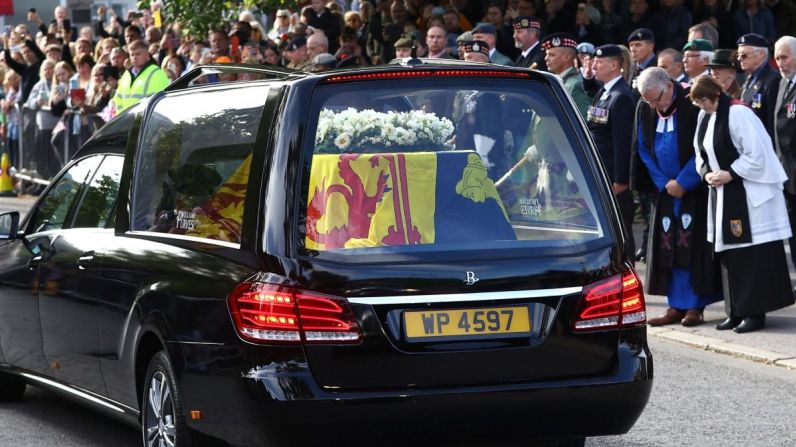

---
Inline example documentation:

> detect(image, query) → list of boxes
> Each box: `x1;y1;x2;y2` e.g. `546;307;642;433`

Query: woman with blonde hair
690;75;794;333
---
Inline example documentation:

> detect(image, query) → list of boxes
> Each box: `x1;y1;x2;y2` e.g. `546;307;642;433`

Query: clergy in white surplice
691;75;795;334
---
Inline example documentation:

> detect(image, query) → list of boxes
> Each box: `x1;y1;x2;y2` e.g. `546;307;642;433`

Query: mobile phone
201;47;212;58
63;19;71;31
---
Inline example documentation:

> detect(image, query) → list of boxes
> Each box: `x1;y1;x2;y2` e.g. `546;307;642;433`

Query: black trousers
616;189;636;264
785;190;796;270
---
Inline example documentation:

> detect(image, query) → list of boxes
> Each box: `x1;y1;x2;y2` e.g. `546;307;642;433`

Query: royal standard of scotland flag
305;151;516;251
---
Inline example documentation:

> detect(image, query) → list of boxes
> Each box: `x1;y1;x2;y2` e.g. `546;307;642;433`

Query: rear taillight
573;270;646;332
227;281;362;345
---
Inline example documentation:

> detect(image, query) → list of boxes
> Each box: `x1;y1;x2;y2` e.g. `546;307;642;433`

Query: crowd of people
1;0;795;330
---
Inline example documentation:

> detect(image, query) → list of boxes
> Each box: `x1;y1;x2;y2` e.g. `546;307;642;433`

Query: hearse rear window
297;77;606;256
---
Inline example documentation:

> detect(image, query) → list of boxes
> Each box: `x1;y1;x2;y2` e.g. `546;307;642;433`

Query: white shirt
521;41;539;59
601;75;624;93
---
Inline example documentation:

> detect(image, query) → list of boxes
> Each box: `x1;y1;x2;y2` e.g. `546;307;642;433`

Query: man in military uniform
627;28;657;93
772;36;796;274
461;40;490;63
472;23;513;66
587;44;637;260
542;33;590;117
737;33;781;138
682;39;713;84
512;16;546;71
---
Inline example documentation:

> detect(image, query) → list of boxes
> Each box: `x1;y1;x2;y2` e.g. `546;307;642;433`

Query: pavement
634;230;796;372
1;194;795;371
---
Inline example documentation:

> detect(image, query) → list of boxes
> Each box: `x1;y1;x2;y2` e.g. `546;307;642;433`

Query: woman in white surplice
689;76;795;333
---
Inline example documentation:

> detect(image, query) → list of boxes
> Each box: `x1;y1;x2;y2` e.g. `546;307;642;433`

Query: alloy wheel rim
145;371;176;447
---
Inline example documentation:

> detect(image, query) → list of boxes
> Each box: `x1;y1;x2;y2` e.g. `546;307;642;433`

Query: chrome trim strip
20;373;127;413
347;287;583;305
171;341;225;346
126;231;240;249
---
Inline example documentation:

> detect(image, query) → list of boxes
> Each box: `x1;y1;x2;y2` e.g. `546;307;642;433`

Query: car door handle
27;256;42;269
77;252;95;270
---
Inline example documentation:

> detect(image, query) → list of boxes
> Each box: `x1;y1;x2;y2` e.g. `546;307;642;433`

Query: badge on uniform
587;106;609;124
787;103;796;119
752;92;762;109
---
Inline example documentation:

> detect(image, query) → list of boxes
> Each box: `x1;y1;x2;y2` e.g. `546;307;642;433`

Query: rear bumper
177;341;652;446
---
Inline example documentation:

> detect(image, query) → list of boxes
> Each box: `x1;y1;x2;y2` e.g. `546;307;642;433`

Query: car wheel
142;351;190;447
0;371;26;401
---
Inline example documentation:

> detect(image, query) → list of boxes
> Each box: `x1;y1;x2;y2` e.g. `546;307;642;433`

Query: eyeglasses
642;87;665;105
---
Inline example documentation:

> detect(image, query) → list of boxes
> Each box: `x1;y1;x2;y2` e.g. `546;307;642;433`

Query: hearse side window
298;78;606;257
30;156;102;233
73;155;123;229
131;85;268;244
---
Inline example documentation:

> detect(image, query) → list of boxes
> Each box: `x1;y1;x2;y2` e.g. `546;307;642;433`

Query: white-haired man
682;39;713;84
772;35;796;278
737;33;781;136
634;67;722;327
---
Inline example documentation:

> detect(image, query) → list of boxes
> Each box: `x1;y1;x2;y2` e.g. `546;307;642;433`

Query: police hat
576;42;596;56
472;23;497;35
463;40;490;56
627;28;654;44
512;16;541;30
394;34;414;49
736;33;768;48
682;39;714;52
707;49;736;69
286;36;306;51
541;33;578;51
594;44;622;58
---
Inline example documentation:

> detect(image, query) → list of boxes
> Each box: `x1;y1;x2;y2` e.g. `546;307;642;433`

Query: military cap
456;31;473;44
463;40;490;56
286;36;306;51
682;39;714;52
576;42;596;55
707;49;735;69
394;34;414;49
512;16;541;30
541;33;578;51
736;33;768;48
627;28;654;44
472;23;497;35
594;44;622;58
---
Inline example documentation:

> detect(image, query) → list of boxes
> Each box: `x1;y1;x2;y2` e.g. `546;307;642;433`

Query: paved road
2;336;795;446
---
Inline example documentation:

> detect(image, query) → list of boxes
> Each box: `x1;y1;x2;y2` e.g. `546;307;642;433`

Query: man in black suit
627;28;657;93
737;33;781;139
772;36;796;272
587;45;637;261
512;16;546;71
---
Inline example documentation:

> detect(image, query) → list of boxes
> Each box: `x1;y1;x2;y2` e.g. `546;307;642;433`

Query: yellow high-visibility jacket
113;63;170;113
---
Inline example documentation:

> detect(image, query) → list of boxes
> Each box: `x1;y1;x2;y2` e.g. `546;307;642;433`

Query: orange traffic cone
0;152;16;197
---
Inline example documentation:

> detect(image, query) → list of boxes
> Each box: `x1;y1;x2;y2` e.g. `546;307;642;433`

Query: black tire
141;351;191;447
0;371;26;402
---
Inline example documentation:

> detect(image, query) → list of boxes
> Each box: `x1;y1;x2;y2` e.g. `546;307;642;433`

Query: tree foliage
138;0;301;39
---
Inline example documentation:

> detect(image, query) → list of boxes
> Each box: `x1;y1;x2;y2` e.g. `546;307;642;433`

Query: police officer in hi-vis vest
587;45;638;261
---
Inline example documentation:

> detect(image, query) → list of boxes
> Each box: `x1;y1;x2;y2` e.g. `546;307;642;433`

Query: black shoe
715;317;742;330
733;316;765;334
634;248;646;262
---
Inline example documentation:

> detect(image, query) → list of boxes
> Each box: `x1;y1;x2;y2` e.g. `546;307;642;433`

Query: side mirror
0;212;20;240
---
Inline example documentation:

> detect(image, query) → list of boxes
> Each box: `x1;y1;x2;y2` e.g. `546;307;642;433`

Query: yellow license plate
403;306;531;341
